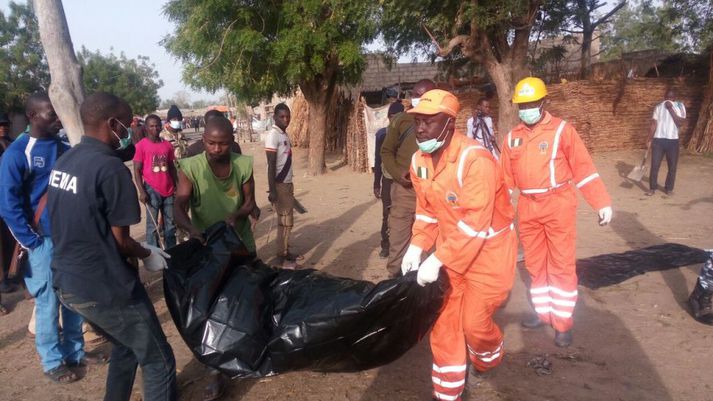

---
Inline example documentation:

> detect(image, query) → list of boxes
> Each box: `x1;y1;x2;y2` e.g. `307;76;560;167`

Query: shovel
627;143;652;182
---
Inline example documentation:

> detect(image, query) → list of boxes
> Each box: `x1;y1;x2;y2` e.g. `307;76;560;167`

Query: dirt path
1;143;712;401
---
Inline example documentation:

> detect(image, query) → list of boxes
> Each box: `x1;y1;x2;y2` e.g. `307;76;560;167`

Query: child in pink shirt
133;114;178;248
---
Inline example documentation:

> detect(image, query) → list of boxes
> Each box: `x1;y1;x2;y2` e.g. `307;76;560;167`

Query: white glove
140;242;171;272
416;254;443;286
401;245;423;275
598;206;613;226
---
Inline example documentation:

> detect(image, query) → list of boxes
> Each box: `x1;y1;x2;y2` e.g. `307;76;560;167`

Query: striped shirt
653;100;686;140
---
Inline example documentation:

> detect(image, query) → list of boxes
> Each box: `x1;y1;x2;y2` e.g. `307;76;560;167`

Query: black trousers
58;287;177;401
380;178;393;251
649;138;680;193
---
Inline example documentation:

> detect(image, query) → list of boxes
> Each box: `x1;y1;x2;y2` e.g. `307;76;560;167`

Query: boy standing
265;103;299;268
133;114;178;249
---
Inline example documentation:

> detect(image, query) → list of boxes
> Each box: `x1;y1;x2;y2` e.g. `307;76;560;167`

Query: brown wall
454;78;706;152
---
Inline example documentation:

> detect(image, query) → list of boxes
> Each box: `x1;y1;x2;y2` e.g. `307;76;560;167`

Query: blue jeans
57;286;176;401
145;185;176;249
25;237;84;372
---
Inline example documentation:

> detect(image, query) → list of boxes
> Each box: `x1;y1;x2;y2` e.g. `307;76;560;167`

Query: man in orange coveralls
500;77;613;348
401;89;517;401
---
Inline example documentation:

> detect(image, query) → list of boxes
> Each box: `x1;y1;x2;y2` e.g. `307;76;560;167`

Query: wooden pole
33;0;84;145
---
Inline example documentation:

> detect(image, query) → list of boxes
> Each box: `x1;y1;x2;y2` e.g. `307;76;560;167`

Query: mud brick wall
454;78;706;152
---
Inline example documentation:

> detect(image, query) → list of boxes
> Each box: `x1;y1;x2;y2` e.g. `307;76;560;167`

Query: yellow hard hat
512;77;547;104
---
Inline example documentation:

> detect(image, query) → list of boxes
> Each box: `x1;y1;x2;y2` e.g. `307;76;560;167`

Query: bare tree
559;0;627;78
33;0;84;145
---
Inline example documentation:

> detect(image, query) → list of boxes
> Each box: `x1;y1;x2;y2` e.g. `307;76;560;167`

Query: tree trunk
688;51;713;152
307;99;328;175
300;81;331;175
33;0;84;145
484;59;521;138
580;29;593;79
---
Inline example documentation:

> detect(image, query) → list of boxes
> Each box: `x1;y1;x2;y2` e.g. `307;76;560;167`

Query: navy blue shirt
49;136;141;305
374;127;387;188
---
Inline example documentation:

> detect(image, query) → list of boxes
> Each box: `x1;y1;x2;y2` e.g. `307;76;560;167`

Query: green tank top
179;152;256;253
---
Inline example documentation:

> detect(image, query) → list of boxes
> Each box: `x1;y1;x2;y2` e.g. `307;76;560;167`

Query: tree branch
200;18;239;71
592;1;626;29
422;23;471;58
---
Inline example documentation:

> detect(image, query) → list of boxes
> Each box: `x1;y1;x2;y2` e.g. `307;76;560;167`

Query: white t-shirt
466;116;499;159
653;100;686;140
264;126;293;183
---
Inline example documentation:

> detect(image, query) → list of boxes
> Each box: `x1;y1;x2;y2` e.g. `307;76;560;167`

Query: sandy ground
1;136;713;401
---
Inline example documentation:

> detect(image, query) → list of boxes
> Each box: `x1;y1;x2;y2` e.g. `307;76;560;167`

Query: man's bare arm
174;170;203;240
111;226;150;259
133;161;148;204
665;101;685;127
227;175;256;227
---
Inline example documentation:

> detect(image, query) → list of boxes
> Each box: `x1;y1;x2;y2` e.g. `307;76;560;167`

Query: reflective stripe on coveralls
501;112;611;332
411;133;517;401
530;285;578;318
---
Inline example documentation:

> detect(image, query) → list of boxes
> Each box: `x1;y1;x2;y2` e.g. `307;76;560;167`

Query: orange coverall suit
500;112;611;333
410;133;517;401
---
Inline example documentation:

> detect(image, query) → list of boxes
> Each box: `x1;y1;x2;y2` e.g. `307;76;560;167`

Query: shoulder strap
398;125;414;146
275;153;292;183
7;192;47;279
34;192;48;226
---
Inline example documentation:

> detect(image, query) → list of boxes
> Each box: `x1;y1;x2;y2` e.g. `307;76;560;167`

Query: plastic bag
576;243;709;289
164;223;445;378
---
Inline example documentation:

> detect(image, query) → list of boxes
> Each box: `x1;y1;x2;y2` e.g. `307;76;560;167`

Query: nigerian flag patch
510;137;523;148
416;166;429;179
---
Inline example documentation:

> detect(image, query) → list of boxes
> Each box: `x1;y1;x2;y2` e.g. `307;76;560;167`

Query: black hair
25;92;51;114
204;109;224;121
80;92;131;126
145;114;161;125
204;116;233;137
274;103;290;115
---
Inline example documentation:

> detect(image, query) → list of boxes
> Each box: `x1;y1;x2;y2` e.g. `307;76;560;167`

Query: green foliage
0;1;163;115
530;44;568;74
0;1;49;113
162;0;379;104
380;0;534;61
78;48;163;115
667;0;713;52
601;1;678;60
601;0;713;60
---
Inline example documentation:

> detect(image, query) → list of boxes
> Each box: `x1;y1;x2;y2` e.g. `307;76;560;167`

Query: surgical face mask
112;119;134;150
170;120;182;130
417;117;451;154
411;97;420;108
519;102;543;125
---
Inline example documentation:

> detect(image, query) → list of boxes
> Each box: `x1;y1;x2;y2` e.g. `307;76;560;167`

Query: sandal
45;365;79;383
